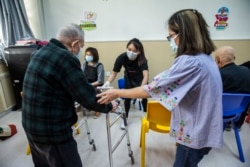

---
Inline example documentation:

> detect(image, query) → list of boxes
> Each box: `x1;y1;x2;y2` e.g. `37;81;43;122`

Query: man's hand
110;100;119;112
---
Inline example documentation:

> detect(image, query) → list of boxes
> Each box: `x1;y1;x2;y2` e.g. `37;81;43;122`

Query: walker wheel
26;145;31;155
129;151;134;164
93;144;96;151
131;156;134;164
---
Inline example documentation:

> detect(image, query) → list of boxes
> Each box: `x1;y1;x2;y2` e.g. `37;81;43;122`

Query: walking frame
97;87;135;167
74;107;96;151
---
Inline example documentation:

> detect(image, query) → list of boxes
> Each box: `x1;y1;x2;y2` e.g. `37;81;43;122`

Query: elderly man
215;46;250;130
22;23;117;167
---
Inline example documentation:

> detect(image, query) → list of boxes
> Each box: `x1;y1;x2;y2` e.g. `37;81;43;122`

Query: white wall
39;0;250;42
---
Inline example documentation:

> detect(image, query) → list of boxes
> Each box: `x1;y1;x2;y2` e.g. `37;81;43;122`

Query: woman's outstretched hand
97;89;119;104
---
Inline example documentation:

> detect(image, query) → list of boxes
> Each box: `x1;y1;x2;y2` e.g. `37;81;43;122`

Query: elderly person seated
215;46;250;131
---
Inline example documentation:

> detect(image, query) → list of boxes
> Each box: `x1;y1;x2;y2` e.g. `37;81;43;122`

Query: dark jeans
124;98;147;117
28;137;82;167
173;144;211;167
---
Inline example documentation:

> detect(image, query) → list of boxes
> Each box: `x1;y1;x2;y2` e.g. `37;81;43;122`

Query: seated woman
82;47;105;118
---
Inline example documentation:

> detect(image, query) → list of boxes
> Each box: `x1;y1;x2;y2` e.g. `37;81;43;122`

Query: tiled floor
0;104;250;167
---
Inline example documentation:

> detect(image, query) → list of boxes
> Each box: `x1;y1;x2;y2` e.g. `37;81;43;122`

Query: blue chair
117;78;142;110
118;78;125;89
222;93;250;162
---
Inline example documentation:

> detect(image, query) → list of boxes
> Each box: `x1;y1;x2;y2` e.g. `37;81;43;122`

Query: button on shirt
143;54;223;149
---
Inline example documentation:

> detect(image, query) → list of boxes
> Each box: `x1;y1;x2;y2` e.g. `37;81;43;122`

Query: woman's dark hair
126;38;147;66
168;9;216;57
240;61;250;70
85;47;99;62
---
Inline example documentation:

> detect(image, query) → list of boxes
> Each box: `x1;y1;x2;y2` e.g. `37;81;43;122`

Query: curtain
0;0;34;60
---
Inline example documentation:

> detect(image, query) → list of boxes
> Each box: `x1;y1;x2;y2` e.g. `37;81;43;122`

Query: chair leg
132;99;136;105
233;123;245;162
139;100;142;111
141;124;146;167
133;99;142;111
140;120;143;148
26;144;31;155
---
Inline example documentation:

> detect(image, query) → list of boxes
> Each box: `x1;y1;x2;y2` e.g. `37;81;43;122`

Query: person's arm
60;55;114;113
107;71;118;83
92;63;105;87
141;70;149;86
103;54;123;87
82;62;86;71
103;71;118;87
97;86;151;104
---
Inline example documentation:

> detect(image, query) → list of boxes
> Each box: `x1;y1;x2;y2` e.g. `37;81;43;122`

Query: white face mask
75;44;82;59
85;55;93;62
127;50;138;60
170;38;178;53
169;34;179;53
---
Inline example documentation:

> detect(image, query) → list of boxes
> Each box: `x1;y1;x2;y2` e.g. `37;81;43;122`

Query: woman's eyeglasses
166;34;179;41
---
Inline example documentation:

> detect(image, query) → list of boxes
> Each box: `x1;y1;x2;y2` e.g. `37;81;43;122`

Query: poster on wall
80;11;97;31
214;7;229;30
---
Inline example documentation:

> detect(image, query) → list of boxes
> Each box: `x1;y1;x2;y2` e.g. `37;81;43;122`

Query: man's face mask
127;50;138;60
71;40;82;59
75;46;82;59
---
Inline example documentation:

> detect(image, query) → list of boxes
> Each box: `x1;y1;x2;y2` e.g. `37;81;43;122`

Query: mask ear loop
71;40;80;54
72;40;80;47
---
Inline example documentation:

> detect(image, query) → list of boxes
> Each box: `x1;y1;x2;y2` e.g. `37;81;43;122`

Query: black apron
124;61;143;88
83;63;102;85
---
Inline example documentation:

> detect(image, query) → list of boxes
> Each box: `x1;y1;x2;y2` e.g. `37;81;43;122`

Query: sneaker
120;119;126;130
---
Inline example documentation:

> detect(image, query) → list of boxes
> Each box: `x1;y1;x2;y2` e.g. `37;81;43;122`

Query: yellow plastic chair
140;100;171;167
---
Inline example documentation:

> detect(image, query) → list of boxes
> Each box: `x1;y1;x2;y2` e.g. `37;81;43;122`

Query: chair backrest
222;93;250;117
118;78;125;89
146;100;171;127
